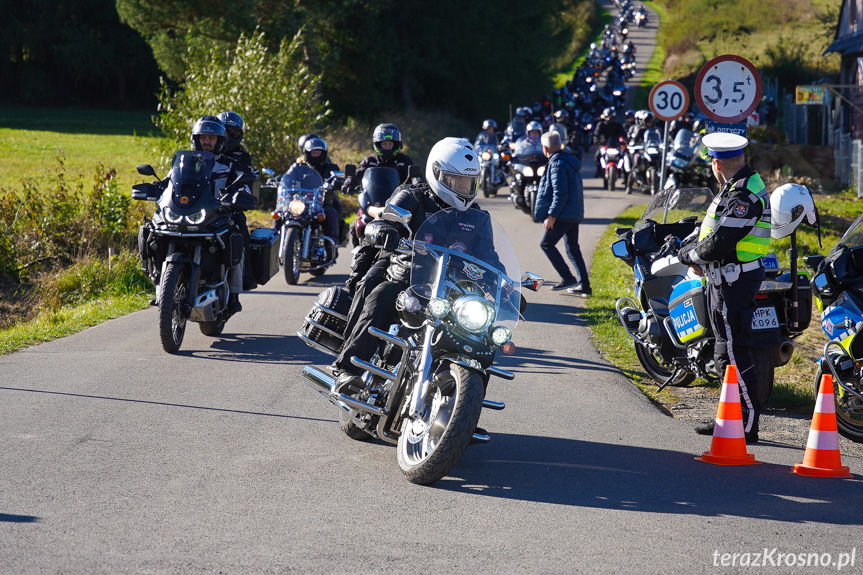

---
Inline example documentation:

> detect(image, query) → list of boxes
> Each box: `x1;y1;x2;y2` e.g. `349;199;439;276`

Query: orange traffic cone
696;365;761;466
793;374;853;478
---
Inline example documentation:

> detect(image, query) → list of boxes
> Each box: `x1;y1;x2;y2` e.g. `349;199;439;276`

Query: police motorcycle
663;129;715;192
599;136;626;191
802;200;863;441
509;137;547;216
133;151;259;353
272;163;348;285
625;127;663;195
611;187;808;400
352;166;401;248
297;205;543;484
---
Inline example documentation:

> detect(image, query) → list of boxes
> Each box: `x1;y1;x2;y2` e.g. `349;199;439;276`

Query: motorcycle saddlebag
668;278;710;344
300;286;353;355
221;231;245;268
248;228;280;285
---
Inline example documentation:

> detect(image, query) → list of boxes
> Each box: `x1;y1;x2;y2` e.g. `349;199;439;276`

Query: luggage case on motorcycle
299;286;353;355
668;278;711;344
248;228;280;285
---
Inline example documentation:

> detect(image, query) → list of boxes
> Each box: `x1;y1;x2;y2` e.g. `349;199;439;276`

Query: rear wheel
158;263;188;353
282;227;301;285
199;320;226;336
647;166;658;195
397;364;484;485
814;366;863;442
634;341;695;387
752;347;775;406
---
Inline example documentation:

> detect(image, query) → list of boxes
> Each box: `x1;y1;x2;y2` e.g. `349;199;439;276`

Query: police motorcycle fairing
273;163;345;285
133;151;258;353
663;129;715;192
806;213;863;441
298;205;543;484
611;187;803;398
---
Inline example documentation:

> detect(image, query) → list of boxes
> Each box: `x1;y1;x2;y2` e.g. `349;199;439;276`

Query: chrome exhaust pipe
301;365;387;417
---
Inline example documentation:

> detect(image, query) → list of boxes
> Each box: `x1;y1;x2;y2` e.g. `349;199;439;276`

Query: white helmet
426;137;480;211
770;183;817;239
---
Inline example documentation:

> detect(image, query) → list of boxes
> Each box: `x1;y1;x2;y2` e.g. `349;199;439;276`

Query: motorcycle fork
301;226;312;259
408;325;436;419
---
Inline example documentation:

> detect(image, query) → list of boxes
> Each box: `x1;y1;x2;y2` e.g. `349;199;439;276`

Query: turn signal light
271;211;280;220
501;342;516;356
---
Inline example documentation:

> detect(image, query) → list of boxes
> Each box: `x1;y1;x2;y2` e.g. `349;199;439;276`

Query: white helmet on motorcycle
426;137;480;211
770;183;817;239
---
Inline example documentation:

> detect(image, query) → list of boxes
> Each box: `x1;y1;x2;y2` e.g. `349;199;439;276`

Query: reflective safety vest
698;173;771;263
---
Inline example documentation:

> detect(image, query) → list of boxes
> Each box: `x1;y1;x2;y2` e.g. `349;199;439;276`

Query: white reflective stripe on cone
713;418;745;439
806;429;840;451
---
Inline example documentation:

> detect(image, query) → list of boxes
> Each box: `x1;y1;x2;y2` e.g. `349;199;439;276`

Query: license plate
752;307;779;330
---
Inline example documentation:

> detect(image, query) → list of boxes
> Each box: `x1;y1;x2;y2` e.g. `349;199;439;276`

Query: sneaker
566;284;593;297
335;372;364;395
551;279;579;291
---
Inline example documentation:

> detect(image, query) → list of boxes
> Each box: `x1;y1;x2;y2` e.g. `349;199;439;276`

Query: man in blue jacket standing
534;131;591;296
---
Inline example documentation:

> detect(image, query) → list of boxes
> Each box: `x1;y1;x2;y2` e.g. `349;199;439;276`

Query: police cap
702;133;748;159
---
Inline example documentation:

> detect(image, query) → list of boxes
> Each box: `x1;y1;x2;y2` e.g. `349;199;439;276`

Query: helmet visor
439;171;478;198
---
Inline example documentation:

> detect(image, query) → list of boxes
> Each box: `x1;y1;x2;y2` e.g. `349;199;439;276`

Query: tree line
2;0;596;122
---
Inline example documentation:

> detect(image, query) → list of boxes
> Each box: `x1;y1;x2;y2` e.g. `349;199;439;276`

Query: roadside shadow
437;434;863;524
0;513;39;523
304;273;349;288
188;334;332;365
523;302;587;326
496;346;622;375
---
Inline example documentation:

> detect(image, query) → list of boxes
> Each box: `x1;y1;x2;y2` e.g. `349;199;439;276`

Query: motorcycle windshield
166;151;215;206
410;208;522;330
636;187;714;226
644;128;662;147
360;167;400;207
831;213;863;254
514;139;544;162
672;129;699;155
277;164;324;210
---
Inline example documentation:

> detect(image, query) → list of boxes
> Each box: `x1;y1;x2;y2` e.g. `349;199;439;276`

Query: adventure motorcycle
611;187;808;400
353;166;401;248
133;151;260;353
272;164;347;285
806;213;863;441
663;129;715;192
599;137;626;191
625;128;663;195
509;138;547;216
298;205;543;484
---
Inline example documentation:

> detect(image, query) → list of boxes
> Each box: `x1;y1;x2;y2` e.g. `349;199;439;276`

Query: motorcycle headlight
537;165;546;176
523;166;534;178
453;295;495;333
491;326;512;346
185;209;207;225
289;200;307;216
163;207;183;224
613;90;623;97
482;151;492;161
428;297;451;318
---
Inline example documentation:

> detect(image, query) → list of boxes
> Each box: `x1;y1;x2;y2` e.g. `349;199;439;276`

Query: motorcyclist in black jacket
218;111;257;290
343;123;415;194
332;137;494;395
592;108;627;178
298;137;343;243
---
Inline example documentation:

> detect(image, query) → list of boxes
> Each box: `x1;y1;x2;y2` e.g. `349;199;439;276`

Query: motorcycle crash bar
301;365;387;417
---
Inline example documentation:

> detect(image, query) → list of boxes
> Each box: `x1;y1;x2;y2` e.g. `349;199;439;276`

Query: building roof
825;29;863;56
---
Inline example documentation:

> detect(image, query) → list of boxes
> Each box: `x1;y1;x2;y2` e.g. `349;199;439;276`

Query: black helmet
297;132;319;153
553;109;569;121
190;115;226;154
217;111;244;141
373;123;402;158
624;109;635;122
482;119;497;130
643;111;655;125
303;137;328;167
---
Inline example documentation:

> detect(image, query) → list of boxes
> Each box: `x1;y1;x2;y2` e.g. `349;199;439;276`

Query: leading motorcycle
133;151;258;353
297;205;543;484
611;187;808;400
509;138;547;216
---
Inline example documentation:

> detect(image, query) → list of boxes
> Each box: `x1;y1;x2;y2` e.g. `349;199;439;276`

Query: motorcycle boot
228;293;242;314
334;371;365;396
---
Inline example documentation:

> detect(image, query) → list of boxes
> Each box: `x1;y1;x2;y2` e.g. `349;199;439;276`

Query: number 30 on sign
649;80;689;122
695;54;762;124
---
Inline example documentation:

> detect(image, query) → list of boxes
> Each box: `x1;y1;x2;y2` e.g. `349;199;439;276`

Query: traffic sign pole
649;80;689;195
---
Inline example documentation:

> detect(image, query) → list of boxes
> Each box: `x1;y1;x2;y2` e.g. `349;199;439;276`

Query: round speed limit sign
649;81;689;122
695;54;762;123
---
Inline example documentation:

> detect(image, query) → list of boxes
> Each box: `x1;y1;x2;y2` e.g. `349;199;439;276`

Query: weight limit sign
695;54;762;124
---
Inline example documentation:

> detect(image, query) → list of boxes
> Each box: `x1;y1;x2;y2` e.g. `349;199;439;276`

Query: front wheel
480;167;490;198
282;227;302;285
647;166;658;195
608;165;617;191
814;366;863;442
634;341;695;387
397;364;484;485
159;262;188;353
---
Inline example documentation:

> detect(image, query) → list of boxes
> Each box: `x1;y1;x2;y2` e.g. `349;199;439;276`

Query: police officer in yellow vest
678;133;771;443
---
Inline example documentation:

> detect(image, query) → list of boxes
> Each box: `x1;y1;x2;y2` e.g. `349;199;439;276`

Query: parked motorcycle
353;166;401;247
599;137;626;191
273;164;347;284
133;151;261;353
625;127;663;195
611;187;807;400
663;129;715;192
298;205;543;484
509;138;547;216
806;213;863;441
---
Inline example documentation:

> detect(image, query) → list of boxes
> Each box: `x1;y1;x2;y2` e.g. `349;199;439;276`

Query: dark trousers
706;268;765;434
335;261;403;375
231;211;254;283
324;206;341;241
540;221;590;287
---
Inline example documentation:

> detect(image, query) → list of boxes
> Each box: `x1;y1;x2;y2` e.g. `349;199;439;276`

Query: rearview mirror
261;168;275;179
136;164;158;178
520;272;544;291
803;255;825;270
408;164;423;181
381;204;412;227
343;164;356;178
611;240;630;259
